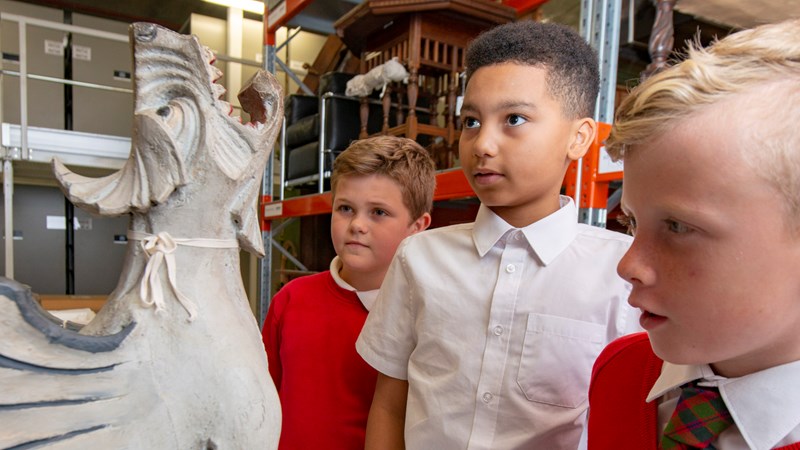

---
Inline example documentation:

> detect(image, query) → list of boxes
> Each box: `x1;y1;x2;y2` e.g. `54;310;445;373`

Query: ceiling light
203;0;265;15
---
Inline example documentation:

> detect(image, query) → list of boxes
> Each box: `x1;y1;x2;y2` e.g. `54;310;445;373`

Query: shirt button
482;392;493;403
493;325;503;336
505;264;515;273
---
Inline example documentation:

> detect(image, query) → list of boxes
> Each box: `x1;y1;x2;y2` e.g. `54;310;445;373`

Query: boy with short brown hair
358;21;641;449
584;18;800;449
262;135;435;450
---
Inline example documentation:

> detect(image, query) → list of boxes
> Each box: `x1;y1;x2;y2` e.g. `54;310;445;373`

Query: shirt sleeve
356;239;417;380
576;411;589;450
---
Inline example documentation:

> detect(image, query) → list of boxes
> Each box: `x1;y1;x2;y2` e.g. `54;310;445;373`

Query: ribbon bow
127;230;239;322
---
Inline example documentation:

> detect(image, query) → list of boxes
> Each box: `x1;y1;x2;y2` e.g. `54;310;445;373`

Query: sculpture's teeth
209;66;223;84
202;45;216;65
201;45;224;95
217;100;233;116
212;83;226;99
245;121;265;130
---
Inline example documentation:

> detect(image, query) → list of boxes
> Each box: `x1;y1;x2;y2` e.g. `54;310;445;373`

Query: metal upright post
3;160;13;279
579;0;622;228
0;19;11;279
256;0;341;326
258;3;277;329
64;11;76;294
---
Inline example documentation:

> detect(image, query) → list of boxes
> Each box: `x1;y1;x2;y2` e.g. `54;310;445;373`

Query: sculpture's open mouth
202;47;281;134
131;22;282;138
236;69;282;131
53;22;284;219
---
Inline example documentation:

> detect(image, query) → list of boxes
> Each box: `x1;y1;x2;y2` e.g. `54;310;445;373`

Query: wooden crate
37;295;107;313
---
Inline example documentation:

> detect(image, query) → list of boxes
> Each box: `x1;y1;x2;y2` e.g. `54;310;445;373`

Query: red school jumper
263;271;378;450
587;332;800;450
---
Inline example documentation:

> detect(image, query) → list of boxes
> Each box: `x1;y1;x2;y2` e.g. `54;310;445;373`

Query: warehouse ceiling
676;0;800;30
15;0;800;36
3;0;798;186
16;0;362;34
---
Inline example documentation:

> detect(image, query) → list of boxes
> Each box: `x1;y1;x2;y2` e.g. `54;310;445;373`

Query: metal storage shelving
256;0;627;327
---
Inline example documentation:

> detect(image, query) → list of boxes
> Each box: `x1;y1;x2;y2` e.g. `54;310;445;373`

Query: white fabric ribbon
127;230;239;321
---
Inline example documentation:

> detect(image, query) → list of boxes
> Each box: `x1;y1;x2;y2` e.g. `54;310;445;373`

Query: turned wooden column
642;0;676;80
359;97;369;139
446;47;459;146
358;55;369;139
405;15;422;140
397;85;406;127
382;84;392;134
429;79;440;126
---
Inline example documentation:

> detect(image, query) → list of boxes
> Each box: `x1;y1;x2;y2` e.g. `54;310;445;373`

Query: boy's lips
472;169;504;185
639;309;667;330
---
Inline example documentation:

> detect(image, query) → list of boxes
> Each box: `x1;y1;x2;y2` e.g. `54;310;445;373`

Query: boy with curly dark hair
357;20;640;449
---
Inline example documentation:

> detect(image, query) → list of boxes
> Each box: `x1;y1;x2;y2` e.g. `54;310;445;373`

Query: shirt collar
646;362;715;402
648;360;800;449
472;196;578;265
329;256;378;311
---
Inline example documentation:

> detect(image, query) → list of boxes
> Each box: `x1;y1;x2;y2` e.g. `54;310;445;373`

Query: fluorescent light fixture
203;0;265;15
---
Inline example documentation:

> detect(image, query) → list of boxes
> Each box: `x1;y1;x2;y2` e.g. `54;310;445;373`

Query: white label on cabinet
267;2;286;29
73;45;92;61
263;203;283;218
598;147;624;174
44;39;64;56
46;215;90;230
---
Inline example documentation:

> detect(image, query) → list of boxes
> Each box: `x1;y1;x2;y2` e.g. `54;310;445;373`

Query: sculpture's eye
157;106;171;118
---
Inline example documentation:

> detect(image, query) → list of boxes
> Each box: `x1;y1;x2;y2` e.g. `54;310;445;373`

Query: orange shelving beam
261;168;475;224
564;122;623;210
262;122;621;225
502;0;550;15
264;0;316;45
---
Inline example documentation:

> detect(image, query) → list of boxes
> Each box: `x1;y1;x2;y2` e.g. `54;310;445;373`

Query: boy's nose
472;128;499;157
349;215;368;234
617;238;655;287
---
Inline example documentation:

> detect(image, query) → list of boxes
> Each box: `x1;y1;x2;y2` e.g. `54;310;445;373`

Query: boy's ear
411;212;432;233
567;118;597;161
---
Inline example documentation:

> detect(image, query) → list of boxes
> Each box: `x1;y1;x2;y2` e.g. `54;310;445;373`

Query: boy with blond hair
584;18;800;449
262;135;435;449
357;21;641;449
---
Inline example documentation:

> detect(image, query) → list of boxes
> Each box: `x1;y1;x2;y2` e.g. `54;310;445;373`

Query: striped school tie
660;382;734;449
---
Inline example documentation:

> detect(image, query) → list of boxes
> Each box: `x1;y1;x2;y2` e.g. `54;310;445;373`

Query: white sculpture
345;57;409;97
0;23;283;449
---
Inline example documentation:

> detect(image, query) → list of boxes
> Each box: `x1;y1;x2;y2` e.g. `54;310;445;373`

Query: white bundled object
48;308;96;325
346;57;409;97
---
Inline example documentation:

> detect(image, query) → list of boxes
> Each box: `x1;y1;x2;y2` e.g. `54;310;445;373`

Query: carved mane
53;23;283;256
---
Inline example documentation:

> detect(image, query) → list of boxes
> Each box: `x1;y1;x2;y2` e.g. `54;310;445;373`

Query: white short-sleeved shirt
356;196;642;450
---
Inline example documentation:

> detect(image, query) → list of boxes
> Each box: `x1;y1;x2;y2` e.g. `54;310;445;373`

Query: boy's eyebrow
460;100;539;114
333;196;394;209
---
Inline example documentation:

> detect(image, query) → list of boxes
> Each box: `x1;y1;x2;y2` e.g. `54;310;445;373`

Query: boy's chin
647;331;708;365
649;336;713;367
